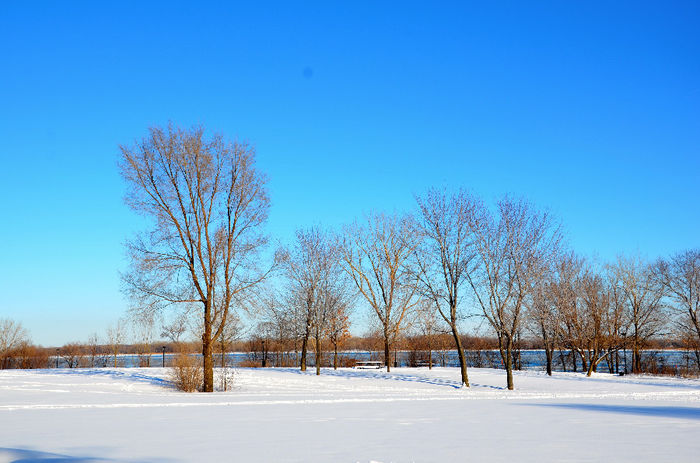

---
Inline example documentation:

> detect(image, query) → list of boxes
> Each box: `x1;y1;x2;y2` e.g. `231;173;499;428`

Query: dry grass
169;353;203;392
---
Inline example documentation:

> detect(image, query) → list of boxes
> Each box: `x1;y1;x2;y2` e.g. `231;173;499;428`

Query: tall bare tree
281;228;322;372
106;319;127;368
654;249;700;367
120;124;271;392
340;213;419;372
547;252;587;372
281;227;344;374
527;270;558;376
577;269;622;377
414;188;481;387
325;280;355;370
611;255;665;373
467;197;561;390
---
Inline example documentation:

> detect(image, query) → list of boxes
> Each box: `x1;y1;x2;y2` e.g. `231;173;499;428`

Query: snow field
1;367;699;462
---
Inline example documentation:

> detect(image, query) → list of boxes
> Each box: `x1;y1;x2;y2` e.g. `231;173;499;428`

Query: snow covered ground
1;367;699;462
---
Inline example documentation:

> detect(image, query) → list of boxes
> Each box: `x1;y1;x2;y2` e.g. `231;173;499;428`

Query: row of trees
117;124;698;392
265;191;559;390
256;191;699;390
529;252;699;378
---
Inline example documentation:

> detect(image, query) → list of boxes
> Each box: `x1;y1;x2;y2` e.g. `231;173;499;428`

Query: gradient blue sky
1;1;698;346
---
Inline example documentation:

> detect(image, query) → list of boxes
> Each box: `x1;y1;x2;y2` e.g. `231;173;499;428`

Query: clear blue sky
1;1;698;346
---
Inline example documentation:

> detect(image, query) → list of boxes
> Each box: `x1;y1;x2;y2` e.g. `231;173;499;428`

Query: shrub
216;367;236;391
169;353;203;392
238;359;264;368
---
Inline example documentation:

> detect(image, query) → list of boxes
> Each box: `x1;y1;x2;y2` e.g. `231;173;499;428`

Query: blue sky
1;1;698;346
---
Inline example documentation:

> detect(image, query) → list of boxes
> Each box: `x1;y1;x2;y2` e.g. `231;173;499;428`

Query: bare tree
327;299;352;370
281;227;349;375
414;188;481;386
132;312;156;367
258;293;297;367
120;124;271;392
217;311;242;368
319;268;354;372
611;255;665;373
553;259;626;377
467;197;561;390
654;249;700;367
281;228;329;372
547;252;584;372
86;333;108;368
0;319;30;369
577;269;622;376
605;273;627;374
61;343;85;368
161;310;193;348
412;299;445;369
340;213;419;372
0;318;29;355
106;319;127;368
527;271;558;376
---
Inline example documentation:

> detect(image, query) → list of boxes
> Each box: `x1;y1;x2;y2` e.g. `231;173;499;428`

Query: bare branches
119;124;270;392
466;196;562;389
0;319;30;358
611;254;665;373
339;213;419;372
654;249;700;366
414;188;481;386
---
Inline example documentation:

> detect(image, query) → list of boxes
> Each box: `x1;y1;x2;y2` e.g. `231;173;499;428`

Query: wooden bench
354;360;383;369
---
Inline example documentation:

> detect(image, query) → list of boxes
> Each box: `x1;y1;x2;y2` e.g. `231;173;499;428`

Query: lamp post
622;329;628;375
55;348;59;369
162;346;166;368
261;340;266;368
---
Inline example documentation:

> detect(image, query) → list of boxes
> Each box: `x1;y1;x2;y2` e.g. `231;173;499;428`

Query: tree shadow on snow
34;369;174;389
0;448;175;463
518;403;700;420
535;371;700;391
270;367;502;390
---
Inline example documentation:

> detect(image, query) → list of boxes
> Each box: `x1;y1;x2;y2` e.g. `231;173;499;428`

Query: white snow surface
1;367;699;462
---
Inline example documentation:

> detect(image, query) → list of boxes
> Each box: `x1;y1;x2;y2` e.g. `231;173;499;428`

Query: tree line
2;124;697;393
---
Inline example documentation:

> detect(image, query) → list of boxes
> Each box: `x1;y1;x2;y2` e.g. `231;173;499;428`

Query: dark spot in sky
302;66;313;79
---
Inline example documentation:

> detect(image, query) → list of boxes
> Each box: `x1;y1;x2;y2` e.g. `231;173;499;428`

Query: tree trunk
220;339;226;368
545;345;553;376
541;322;552;376
300;334;308;372
202;330;213;393
200;300;214;392
503;338;514;390
316;337;321;376
632;330;640;373
558;349;567;372
451;325;469;387
384;335;391;373
333;343;338;370
586;361;595;377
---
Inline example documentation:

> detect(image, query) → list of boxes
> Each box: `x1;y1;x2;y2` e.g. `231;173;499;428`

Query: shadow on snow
265;367;503;390
33;369;174;389
518;402;700;420
0;447;176;463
